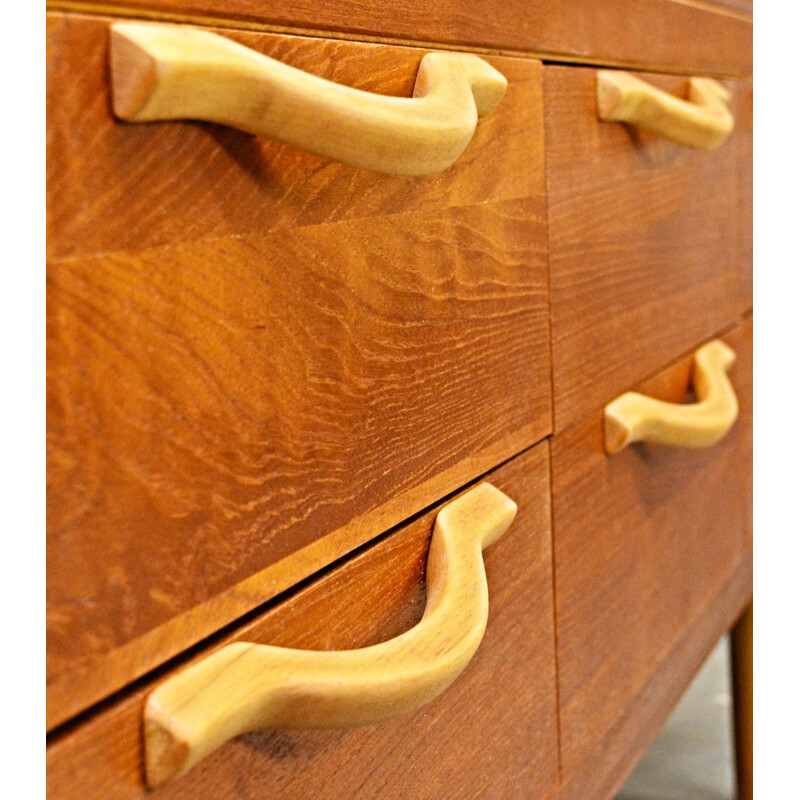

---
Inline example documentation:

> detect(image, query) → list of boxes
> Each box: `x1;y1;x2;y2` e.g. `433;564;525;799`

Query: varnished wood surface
47;15;551;730
47;444;560;800
551;317;753;783
545;66;752;432
47;15;544;260
46;0;752;77
47;195;552;730
557;552;752;800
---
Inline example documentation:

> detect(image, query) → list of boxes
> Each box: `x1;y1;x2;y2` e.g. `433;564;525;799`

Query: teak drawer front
47;443;559;800
47;16;552;729
551;317;752;792
47;15;542;259
544;66;752;432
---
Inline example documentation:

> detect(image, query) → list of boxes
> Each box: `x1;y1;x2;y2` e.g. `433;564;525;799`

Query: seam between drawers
547;439;564;785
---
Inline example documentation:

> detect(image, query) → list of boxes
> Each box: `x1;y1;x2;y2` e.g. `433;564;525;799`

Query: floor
617;638;736;800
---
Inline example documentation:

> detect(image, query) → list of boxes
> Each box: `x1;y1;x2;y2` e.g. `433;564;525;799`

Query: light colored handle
597;70;734;150
109;23;508;175
144;483;517;787
604;340;738;454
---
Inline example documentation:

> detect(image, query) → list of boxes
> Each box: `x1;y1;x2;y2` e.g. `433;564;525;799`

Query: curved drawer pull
596;70;734;150
144;482;517;787
109;23;508;175
604;340;738;454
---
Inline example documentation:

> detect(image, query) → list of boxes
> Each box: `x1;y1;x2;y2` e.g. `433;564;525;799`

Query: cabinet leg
730;600;753;800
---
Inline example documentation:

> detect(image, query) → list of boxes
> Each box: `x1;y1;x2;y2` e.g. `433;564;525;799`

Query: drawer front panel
47;15;542;260
551;317;752;781
47;443;559;800
545;65;752;432
47;17;551;728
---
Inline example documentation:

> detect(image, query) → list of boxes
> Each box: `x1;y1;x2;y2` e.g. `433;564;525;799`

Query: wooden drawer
544;65;752;432
46;16;552;729
47;16;544;259
46;443;559;799
551;317;752;796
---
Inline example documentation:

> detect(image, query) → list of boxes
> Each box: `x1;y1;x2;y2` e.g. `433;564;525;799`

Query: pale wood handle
144;483;517;787
597;70;734;150
604;340;738;454
109;22;508;175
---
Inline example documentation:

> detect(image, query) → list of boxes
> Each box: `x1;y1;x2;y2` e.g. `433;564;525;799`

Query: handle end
604;399;635;454
689;76;732;107
436;482;517;550
415;53;507;119
596;70;626;121
144;698;192;788
109;23;161;120
695;338;736;371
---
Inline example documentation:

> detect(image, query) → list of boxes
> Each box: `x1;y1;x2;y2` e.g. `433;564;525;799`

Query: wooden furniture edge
731;600;753;800
46;4;752;78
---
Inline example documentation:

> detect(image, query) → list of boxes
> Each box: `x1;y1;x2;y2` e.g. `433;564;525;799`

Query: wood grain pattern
557;552;752;800
47;443;560;800
545;66;752;431
551;317;752;782
46;0;753;77
47;15;544;259
47;195;552;729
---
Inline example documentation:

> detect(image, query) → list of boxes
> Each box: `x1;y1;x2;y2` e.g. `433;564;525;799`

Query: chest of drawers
47;2;752;797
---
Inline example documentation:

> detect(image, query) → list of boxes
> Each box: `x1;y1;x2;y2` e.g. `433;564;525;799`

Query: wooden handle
144;483;517;787
604;340;738;454
596;70;734;150
109;22;507;175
